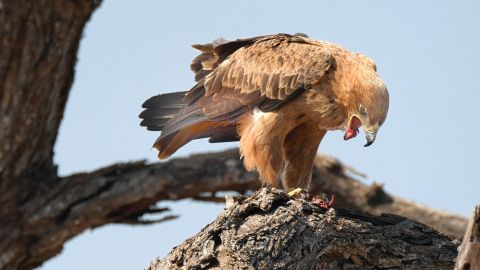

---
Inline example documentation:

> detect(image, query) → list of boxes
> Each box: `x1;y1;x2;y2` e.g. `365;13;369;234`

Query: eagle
140;33;389;190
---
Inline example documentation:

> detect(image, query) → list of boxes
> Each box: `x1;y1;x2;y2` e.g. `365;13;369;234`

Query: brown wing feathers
206;36;335;100
140;34;336;159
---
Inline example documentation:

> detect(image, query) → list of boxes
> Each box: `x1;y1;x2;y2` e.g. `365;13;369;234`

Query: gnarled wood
0;0;100;180
455;205;480;270
151;188;458;270
0;1;101;269
0;148;467;270
312;155;468;240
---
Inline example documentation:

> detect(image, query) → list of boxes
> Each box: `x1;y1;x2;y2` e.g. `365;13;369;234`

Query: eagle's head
344;83;389;147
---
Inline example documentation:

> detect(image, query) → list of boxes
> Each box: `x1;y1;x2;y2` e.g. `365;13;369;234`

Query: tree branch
311;154;468;240
88;149;468;239
455;205;480;270
1;148;467;269
150;188;458;269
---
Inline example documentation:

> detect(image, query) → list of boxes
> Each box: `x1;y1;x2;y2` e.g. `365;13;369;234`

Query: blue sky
42;0;479;269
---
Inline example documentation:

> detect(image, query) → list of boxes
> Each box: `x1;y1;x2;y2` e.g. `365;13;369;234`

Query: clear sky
41;0;480;269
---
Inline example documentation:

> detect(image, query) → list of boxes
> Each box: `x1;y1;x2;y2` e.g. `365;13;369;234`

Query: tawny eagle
140;33;389;190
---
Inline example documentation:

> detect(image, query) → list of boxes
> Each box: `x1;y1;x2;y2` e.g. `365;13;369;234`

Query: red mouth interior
344;116;362;141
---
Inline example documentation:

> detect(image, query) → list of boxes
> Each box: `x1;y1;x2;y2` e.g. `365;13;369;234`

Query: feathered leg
238;111;288;188
283;123;325;190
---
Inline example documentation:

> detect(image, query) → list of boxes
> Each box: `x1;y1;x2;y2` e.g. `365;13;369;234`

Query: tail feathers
139;107;181;119
141;90;240;160
142;91;187;108
154;121;237;159
139;91;187;131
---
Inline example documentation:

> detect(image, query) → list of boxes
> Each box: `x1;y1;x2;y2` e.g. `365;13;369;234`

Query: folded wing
140;34;337;158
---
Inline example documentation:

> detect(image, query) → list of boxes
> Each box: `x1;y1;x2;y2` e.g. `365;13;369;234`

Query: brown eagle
140;33;389;190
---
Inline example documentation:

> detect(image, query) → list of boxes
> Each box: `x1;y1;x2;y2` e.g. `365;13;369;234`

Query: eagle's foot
311;194;335;210
287;188;304;198
287;188;335;210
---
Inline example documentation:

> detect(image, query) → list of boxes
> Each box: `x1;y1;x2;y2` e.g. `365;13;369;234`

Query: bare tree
0;1;471;270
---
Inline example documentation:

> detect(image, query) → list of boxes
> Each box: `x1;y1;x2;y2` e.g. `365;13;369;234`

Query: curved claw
287;188;304;198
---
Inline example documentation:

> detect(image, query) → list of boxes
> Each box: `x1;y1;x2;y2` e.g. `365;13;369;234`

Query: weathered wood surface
0;1;101;269
455;205;480;270
0;146;468;270
151;188;458;270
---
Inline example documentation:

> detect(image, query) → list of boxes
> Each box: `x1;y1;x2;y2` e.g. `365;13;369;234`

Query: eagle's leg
283;123;326;190
286;188;334;209
238;112;285;188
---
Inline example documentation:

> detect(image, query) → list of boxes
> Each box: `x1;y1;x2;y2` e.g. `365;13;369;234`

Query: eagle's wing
188;34;337;121
189;39;226;82
144;34;336;158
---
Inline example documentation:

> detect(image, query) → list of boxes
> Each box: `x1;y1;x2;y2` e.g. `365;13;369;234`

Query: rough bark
151;188;458;270
0;0;100;179
455;205;480;270
0;1;101;269
313;155;467;240
0;147;467;270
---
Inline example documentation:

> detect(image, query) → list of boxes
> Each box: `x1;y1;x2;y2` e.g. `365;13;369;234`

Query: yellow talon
287;188;304;197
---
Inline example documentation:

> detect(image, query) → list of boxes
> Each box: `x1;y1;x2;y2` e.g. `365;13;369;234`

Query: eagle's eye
359;104;367;116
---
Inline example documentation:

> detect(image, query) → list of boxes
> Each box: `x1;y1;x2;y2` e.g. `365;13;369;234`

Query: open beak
344;115;362;141
345;115;379;147
364;130;377;147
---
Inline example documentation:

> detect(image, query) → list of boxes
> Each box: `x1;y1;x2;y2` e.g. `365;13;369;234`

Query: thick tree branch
311;155;468;240
8;149;467;269
150;188;458;269
455;205;480;270
51;149;467;240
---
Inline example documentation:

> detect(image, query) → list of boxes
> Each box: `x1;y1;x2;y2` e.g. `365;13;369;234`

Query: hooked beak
364;130;377;147
345;115;379;147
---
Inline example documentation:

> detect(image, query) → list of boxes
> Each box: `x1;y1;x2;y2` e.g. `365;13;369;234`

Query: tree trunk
151;188;458;270
0;1;101;269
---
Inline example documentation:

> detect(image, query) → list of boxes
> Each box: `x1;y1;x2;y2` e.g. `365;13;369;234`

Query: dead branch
4;149;466;269
312;154;468;240
455;205;480;270
150;188;458;270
